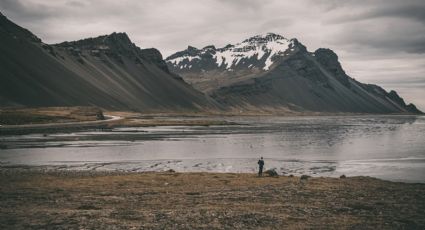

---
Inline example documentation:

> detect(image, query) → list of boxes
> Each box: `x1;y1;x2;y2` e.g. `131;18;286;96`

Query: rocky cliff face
314;48;351;88
166;33;422;114
56;32;170;73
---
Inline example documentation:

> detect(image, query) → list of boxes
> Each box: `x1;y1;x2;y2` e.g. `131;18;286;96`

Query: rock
166;169;176;173
406;103;423;114
185;192;200;196
300;175;310;180
314;48;351;88
264;168;278;177
340;174;346;179
139;48;170;73
289;174;294;177
77;204;100;210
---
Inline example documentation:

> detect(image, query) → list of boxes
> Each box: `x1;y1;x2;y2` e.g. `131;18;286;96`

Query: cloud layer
1;0;424;109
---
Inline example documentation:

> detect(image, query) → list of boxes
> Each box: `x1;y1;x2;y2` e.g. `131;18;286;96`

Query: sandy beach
1;169;424;229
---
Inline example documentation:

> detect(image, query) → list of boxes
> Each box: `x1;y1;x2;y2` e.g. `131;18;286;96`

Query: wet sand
1;169;424;229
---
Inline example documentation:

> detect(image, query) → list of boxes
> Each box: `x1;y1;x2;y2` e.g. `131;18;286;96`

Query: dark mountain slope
0;13;219;112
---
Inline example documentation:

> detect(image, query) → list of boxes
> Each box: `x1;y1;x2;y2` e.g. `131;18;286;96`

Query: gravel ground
1;169;424;229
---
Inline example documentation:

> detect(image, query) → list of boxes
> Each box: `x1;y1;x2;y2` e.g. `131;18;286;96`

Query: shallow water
1;115;425;182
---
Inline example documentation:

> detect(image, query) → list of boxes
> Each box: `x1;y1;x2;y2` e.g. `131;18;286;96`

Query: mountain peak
55;32;139;58
202;45;216;51
56;32;133;49
55;32;170;72
187;45;198;51
106;32;131;43
167;32;303;72
243;32;287;43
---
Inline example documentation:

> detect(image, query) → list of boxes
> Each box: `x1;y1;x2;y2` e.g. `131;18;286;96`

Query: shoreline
1;112;422;135
1;169;424;229
1;162;423;184
1;105;422;136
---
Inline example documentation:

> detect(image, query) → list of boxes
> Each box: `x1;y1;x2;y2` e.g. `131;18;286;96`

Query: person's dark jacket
258;159;264;168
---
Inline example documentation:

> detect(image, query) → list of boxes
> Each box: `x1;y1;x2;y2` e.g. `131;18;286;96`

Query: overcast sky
1;0;424;110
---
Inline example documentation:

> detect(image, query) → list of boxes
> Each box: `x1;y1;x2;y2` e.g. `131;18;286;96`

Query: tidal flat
2;115;424;182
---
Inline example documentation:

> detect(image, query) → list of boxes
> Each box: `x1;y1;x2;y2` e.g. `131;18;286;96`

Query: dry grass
0;107;235;128
107;117;235;127
1;170;424;229
0;107;103;125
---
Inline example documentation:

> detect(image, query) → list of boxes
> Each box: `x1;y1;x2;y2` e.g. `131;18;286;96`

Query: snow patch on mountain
262;39;291;70
167;33;295;71
214;48;257;69
170;55;200;65
216;33;292;70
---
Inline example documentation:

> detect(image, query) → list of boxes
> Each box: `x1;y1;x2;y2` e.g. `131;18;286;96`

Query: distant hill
0;12;219;112
167;33;422;114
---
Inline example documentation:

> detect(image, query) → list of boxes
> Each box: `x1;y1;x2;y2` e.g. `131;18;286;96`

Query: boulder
300;175;310;180
264;168;278;177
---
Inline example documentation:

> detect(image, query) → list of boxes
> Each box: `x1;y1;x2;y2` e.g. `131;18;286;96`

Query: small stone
340;174;346;179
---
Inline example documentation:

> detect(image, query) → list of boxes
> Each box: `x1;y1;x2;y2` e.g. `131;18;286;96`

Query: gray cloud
321;0;425;54
0;0;424;110
324;0;425;23
65;1;86;8
0;0;55;21
328;17;425;54
353;5;425;23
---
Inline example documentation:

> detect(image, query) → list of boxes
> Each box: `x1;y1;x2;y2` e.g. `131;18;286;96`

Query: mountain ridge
55;32;171;74
0;12;421;115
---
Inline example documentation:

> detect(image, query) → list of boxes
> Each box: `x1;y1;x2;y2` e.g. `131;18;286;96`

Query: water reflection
0;115;424;182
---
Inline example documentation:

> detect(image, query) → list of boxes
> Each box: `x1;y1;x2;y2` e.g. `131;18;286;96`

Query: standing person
258;157;264;177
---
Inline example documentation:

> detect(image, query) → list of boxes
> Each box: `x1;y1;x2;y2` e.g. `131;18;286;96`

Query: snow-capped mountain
166;33;305;73
165;33;422;114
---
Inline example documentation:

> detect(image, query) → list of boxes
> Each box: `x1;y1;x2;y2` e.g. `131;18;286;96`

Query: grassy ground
0;106;363;127
0;170;424;229
0;107;236;135
0;107;104;125
106;116;235;127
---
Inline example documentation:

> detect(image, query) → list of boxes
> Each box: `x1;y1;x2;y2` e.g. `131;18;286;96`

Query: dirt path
1;170;424;229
